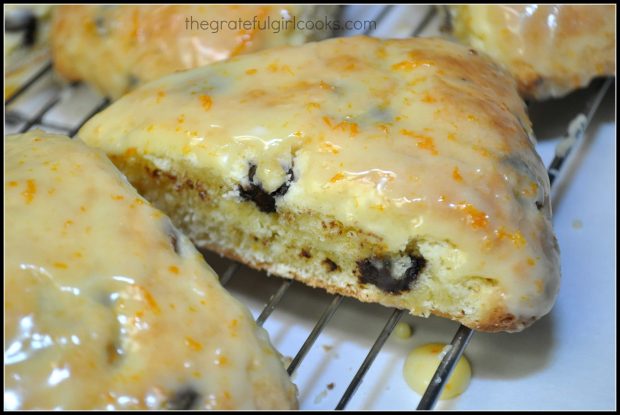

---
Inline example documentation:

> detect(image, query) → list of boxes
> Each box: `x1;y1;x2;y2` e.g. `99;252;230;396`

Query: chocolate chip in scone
238;163;295;213
167;387;200;410
238;165;277;213
105;342;122;365
300;249;312;259
357;254;426;294
271;167;295;197
535;200;544;210
322;258;339;272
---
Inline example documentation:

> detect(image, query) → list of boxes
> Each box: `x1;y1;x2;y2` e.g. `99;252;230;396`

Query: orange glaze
5;132;297;409
448;5;616;99
79;36;560;329
51;5;338;99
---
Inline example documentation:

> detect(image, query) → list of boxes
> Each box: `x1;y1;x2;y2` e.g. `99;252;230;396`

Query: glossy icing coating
403;343;471;400
79;36;560;328
447;5;616;99
51;4;337;98
5;132;297;410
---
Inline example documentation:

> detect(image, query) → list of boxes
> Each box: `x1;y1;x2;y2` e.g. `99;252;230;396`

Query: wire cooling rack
4;4;616;410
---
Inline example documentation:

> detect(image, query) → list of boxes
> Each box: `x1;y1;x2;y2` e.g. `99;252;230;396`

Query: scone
5;5;54;99
51;4;338;99
5;131;297;410
78;36;561;333
445;4;616;100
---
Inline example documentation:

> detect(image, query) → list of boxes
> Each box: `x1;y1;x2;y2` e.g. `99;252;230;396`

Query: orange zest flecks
230;6;267;56
22;179;37;204
376;123;391;134
53;262;68;269
452;167;463;182
391;53;435;71
429;344;443;354
392;61;422;71
124;147;137;157
521;181;539;198
168;265;180;274
495;227;527;248
245;68;257;75
472;144;491;158
185;336;203;351
177;114;185;124
401;129;438;155
229;319;239;336
306;102;321;111
138;286;161;315
319;80;334;91
199;94;212;111
447;133;457;141
527;257;537;267
421;92;436;103
267;63;294;75
155;90;166;103
322;116;359;137
111;194;125;201
454;202;488;229
8;180;18;187
320;141;341;154
215;355;229;366
329;172;345;183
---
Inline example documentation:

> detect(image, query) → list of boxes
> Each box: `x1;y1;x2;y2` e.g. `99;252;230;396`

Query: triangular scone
5;131;297;410
78;36;561;332
51;5;338;99
446;5;615;100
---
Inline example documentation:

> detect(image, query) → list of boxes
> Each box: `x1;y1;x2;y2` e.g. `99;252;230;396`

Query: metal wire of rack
3;5;613;410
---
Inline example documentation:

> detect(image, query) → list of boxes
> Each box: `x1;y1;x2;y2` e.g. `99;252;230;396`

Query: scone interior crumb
113;155;506;330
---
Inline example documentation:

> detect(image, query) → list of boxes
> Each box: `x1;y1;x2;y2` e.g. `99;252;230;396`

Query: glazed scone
5;5;54;99
5;131;297;410
51;4;338;99
446;5;616;100
79;36;561;332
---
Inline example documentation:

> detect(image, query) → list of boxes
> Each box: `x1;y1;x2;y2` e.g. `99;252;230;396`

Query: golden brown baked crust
51;5;337;99
79;36;561;332
5;5;53;99
447;5;616;100
5;131;297;410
